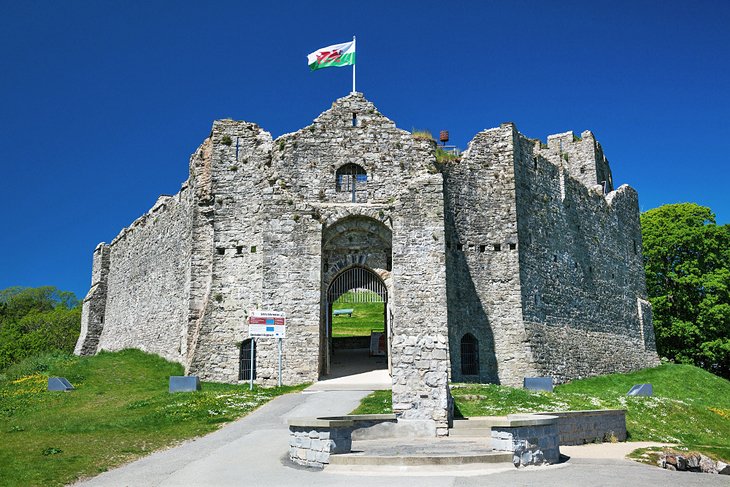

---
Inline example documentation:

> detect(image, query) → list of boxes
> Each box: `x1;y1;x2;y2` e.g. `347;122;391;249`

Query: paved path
75;383;729;487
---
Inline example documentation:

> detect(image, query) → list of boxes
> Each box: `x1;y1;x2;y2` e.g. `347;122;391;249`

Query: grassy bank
0;350;304;487
352;364;730;461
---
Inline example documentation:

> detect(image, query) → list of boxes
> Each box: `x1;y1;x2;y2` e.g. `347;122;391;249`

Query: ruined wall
443;123;538;386
514;131;659;382
95;187;195;364
542;131;614;193
74;243;110;355
186;121;273;382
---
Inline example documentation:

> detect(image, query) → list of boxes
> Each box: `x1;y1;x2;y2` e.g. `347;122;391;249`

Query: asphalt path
74;388;730;487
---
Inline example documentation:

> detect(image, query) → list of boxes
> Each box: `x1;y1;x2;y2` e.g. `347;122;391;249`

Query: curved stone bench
288;414;396;468
457;414;561;466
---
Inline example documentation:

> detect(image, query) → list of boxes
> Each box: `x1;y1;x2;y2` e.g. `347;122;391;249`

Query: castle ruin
75;93;659;435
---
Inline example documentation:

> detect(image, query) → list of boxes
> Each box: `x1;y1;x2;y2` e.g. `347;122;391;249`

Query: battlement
531;130;614;194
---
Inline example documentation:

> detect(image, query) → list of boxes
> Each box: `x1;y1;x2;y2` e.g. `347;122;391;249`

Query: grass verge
332;293;384;337
351;364;730;462
0;349;306;487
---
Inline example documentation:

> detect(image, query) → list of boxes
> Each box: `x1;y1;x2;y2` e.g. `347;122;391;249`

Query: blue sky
1;1;729;300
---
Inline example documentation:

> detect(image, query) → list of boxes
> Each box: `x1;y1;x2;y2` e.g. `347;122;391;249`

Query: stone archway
320;216;392;376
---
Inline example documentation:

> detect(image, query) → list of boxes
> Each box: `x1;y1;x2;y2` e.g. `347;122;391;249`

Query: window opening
479;245;486;253
336;163;367;202
460;333;479;375
216;247;225;255
352;113;357;127
236;246;243;254
456;243;463;251
493;244;501;251
509;243;516;250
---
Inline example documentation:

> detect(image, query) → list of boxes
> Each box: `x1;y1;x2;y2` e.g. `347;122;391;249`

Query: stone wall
535;409;627;445
94;189;194;365
187;120;271;383
443;124;537;386
513;129;659;382
74;243;110;355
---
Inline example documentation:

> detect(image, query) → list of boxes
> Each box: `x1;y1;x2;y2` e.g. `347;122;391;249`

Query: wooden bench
333;308;354;317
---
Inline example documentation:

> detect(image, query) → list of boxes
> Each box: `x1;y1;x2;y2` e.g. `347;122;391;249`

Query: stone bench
288;414;397;468
333;309;354;317
462;414;561;466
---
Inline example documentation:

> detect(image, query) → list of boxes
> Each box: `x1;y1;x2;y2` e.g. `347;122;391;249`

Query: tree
641;203;730;378
0;286;81;370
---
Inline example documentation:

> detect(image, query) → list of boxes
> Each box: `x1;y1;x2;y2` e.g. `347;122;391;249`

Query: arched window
239;338;256;381
336;164;367;202
461;333;479;376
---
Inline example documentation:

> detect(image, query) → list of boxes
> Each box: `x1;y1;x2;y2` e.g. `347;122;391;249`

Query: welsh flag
307;39;356;71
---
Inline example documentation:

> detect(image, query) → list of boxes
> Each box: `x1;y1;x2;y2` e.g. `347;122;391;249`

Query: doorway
323;265;389;378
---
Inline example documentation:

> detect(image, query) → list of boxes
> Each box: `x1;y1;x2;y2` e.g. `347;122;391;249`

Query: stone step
450;418;496;429
329;451;513;466
448;427;491;437
328;437;511;467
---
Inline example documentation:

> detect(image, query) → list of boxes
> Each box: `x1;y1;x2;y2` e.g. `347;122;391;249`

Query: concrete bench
333;308;354;317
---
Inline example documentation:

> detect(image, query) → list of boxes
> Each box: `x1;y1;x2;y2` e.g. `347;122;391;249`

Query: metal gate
239;338;256;381
327;266;387;304
323;266;389;376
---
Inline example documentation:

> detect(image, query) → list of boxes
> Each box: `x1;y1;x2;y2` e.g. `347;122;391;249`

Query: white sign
249;324;286;338
250;310;286;318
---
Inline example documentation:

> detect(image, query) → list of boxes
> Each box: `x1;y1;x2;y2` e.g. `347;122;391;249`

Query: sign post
250;338;255;391
248;310;286;389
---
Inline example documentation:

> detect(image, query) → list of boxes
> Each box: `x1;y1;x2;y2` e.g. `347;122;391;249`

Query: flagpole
352;35;356;94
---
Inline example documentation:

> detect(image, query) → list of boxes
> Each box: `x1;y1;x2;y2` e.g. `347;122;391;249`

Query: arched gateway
320;216;392;376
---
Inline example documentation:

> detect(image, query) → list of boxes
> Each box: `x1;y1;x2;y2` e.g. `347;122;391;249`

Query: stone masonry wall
96;188;195;365
513;130;659;382
443;123;538;386
186;120;271;382
74;243;110;355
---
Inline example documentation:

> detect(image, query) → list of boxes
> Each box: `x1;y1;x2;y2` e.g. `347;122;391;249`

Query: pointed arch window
460;333;479;376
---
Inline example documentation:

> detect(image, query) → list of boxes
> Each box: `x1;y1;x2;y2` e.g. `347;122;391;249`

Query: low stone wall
535;409;626;445
288;414;397;468
487;414;560;466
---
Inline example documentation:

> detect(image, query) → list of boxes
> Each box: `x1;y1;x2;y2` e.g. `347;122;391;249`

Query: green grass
332;291;384;337
0;349;306;487
351;389;392;415
352;364;730;462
